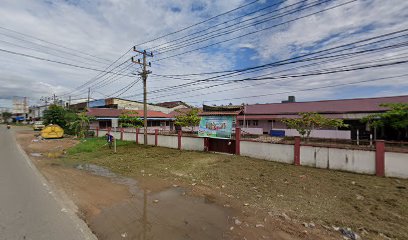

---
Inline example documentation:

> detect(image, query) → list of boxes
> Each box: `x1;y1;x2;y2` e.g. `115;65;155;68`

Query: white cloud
0;0;406;108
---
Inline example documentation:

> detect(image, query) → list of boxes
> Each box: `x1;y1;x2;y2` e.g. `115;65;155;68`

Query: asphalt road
0;126;96;240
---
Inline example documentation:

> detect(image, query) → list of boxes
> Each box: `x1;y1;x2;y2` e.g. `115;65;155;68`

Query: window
239;120;243;126
253;120;258;126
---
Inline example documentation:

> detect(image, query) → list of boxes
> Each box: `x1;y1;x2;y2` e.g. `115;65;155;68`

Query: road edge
11;127;98;240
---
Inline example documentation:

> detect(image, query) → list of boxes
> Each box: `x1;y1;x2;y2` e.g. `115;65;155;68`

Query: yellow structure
41;124;64;139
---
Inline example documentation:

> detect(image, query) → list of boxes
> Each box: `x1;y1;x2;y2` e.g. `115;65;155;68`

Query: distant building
28;105;49;121
237;95;408;140
87;108;174;130
69;98;188;114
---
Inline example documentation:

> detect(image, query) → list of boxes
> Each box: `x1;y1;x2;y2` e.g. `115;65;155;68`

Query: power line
135;0;262;49
146;58;408;101
137;32;408;96
0;47;134;77
205;73;408;103
0;30;110;66
149;0;288;51
146;47;408;101
0;38;106;68
60;48;133;97
154;0;358;62
154;0;326;54
0;26;111;62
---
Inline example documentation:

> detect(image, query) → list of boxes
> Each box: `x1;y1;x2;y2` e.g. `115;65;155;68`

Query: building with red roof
87;108;173;129
237;95;408;139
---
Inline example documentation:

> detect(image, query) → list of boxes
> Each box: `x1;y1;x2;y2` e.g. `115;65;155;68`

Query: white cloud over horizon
0;0;407;109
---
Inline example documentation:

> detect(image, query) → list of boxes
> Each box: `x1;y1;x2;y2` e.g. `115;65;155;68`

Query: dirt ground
14;127;408;240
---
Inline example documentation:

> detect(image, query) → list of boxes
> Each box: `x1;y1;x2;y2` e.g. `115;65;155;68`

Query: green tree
362;103;408;139
282;112;348;140
69;112;96;138
175;108;200;132
43;104;79;134
43;105;68;128
1;112;12;122
119;110;143;128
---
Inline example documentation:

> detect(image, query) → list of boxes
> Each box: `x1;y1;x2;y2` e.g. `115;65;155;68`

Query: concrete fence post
204;138;209;152
294;136;301;166
235;127;241;155
120;128;124;141
96;127;99;137
178;130;182;150
155;129;158;146
375;140;385;177
136;128;139;144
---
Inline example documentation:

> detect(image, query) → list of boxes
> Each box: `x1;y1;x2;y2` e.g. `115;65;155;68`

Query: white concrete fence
94;128;408;179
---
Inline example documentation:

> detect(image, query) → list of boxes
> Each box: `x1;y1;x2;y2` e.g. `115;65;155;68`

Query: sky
0;0;407;110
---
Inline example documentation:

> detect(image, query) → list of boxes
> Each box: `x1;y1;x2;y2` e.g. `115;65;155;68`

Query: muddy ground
15;127;408;240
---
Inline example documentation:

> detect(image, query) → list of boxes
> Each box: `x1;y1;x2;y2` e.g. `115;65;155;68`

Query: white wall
181;137;204;151
276;129;351;140
385;152;408;179
95;128;408;179
300;146;376;174
241;141;294;164
157;135;178;149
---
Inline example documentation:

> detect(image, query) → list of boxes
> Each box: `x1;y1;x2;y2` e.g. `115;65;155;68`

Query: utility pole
132;47;153;145
87;87;90;109
68;95;71;109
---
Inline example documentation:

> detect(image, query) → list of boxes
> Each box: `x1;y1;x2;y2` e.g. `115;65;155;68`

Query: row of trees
40;103;407;140
42;105;95;138
41;107;200;138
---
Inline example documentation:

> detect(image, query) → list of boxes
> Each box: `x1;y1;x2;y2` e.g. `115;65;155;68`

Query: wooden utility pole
87;87;90;109
132;48;153;145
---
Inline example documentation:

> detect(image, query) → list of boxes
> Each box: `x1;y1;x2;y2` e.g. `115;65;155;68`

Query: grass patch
67;137;133;154
63;138;408;240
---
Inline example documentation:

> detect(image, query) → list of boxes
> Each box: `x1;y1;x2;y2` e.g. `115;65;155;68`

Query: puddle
76;164;235;240
30;153;42;157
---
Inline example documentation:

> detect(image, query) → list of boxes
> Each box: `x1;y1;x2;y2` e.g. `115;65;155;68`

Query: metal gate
208;138;236;154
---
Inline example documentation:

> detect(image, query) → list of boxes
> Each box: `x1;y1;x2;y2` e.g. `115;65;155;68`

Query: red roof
244;95;408;115
87;108;170;118
156;101;189;108
168;108;202;118
199;110;242;116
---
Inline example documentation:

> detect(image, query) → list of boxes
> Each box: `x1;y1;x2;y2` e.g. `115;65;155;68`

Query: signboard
111;118;119;128
89;99;106;108
198;116;233;139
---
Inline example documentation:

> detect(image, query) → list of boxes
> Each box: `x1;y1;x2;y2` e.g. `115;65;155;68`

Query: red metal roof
244;95;408;115
199;110;242;116
237;114;345;120
168;108;202;118
87;108;170;118
156;101;189;108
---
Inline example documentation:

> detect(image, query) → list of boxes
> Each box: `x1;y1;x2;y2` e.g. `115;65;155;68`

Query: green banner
198;116;233;139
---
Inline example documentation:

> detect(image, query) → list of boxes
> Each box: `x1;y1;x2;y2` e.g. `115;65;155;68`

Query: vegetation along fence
91;127;408;179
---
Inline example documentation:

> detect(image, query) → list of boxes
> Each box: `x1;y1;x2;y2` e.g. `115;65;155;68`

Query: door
208;138;235;154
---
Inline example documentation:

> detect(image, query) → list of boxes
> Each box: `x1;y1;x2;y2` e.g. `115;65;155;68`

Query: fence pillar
136;128;139;144
155;129;158;146
294;136;301;166
96;127;99;137
235;127;241;155
178;130;182;150
204;137;209;152
120;128;124;141
375;140;385;177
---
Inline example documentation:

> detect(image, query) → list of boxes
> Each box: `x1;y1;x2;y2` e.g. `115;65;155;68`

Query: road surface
0;126;96;240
